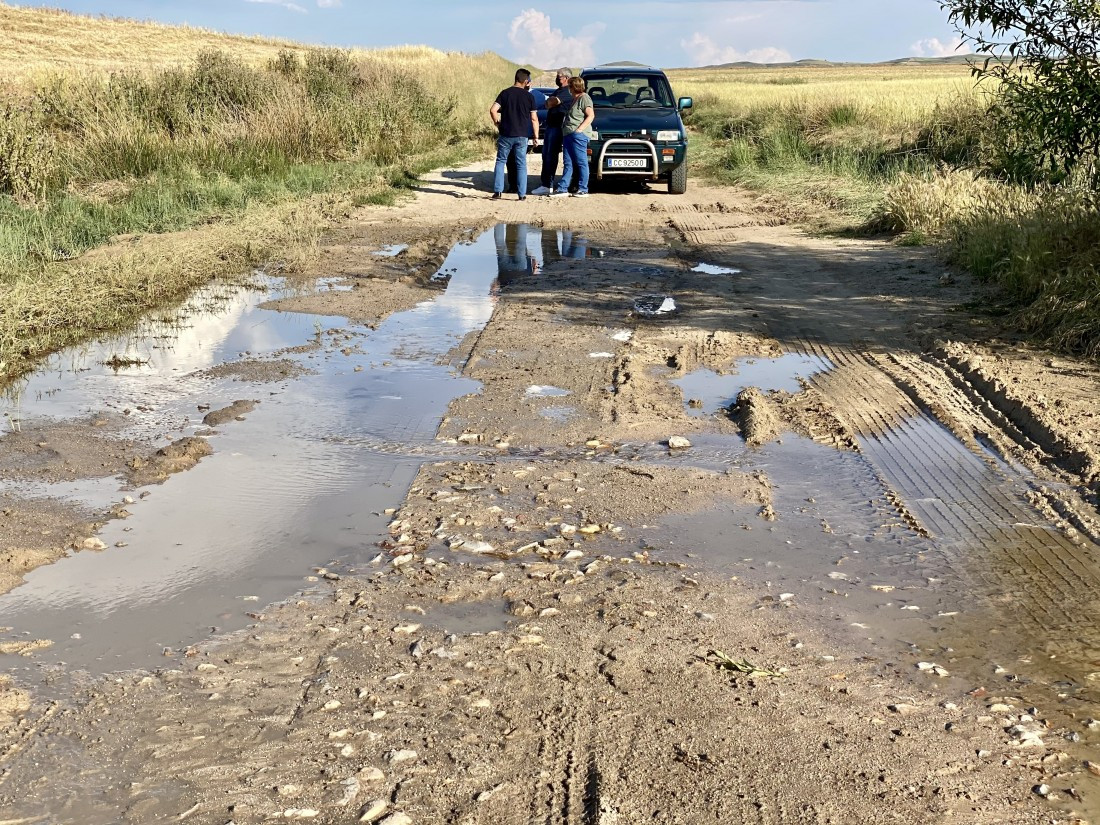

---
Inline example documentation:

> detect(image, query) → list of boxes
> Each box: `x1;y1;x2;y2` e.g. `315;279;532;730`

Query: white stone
359;799;389;822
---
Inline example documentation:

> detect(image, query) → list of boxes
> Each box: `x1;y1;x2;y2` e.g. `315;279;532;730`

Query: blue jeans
493;136;529;197
541;125;563;187
557;132;590;195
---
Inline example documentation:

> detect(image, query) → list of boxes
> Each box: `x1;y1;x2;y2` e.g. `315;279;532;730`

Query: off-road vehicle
579;63;692;194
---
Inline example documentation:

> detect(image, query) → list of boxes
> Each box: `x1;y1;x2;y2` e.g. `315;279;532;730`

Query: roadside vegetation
673;53;1100;357
0;3;509;384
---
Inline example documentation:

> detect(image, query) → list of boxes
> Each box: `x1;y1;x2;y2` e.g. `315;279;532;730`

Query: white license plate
608;158;648;169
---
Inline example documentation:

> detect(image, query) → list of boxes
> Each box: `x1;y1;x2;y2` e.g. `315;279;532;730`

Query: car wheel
668;161;688;195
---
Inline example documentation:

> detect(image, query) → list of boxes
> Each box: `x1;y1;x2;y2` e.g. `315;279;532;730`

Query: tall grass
0;6;517;384
0;47;466;273
677;65;988;221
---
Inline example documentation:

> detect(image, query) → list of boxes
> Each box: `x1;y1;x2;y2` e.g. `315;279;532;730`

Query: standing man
532;68;573;196
489;69;539;200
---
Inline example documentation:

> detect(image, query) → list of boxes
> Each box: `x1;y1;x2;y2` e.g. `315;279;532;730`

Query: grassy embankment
672;64;1100;356
0;3;511;385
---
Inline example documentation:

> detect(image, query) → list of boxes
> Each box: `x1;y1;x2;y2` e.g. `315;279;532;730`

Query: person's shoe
549;191;570;198
571;192;590;198
518;196;526;201
491;192;502;200
531;185;551;196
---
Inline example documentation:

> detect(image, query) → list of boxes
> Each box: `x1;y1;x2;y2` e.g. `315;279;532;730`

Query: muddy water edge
2;183;1099;823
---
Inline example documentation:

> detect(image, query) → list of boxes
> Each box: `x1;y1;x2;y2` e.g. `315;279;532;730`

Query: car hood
592;107;682;135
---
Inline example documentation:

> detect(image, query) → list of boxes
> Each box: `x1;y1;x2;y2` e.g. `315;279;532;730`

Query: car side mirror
678;97;693;112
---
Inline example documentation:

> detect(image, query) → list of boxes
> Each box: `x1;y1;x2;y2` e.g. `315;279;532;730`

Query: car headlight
656;130;682;142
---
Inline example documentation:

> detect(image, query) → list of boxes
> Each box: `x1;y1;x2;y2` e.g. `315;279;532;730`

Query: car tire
668;161;688;195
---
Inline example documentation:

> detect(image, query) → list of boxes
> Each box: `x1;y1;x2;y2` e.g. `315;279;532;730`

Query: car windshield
582;74;675;108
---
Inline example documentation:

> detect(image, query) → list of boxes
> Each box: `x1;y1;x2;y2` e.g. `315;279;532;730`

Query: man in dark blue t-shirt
489;69;539;200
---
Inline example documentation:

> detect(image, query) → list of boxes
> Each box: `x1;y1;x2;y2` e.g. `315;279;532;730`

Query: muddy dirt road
3;158;1100;823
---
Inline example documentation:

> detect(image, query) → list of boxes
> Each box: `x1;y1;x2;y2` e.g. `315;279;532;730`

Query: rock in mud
0;675;31;722
668;436;691;450
734;387;783;447
202;399;258;426
128;437;213;484
359;798;389;822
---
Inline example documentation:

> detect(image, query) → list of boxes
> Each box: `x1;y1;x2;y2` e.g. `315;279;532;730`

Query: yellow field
668;63;983;124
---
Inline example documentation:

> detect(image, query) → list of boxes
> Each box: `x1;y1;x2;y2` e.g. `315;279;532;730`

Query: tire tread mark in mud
790;340;1100;686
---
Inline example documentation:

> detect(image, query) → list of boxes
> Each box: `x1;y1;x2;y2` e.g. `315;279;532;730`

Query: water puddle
692;262;742;275
0;224;541;678
419;599;511;636
675;353;832;415
633;294;677;317
373;243;408;257
524;385;571;399
537;406;576;423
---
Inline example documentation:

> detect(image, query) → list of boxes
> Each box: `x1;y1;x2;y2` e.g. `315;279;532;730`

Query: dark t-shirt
495;86;536;138
546;85;574;129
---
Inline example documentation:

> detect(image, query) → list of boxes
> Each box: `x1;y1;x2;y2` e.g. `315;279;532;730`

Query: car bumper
590;138;687;179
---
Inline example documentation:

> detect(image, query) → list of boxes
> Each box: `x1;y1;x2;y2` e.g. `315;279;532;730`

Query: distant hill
690;55;989;70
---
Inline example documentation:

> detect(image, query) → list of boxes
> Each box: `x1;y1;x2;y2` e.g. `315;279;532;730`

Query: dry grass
674;63;1100;356
668;64;980;119
0;3;522;386
0;3;511;126
0;3;301;85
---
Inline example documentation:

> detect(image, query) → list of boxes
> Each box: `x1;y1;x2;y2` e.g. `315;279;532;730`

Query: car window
582;75;674;108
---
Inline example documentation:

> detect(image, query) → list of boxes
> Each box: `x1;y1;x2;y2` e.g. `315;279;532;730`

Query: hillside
697;54;987;70
0;2;309;82
0;3;511;86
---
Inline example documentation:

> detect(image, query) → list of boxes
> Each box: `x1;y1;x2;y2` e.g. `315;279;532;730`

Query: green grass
1;160;387;270
0;45;500;385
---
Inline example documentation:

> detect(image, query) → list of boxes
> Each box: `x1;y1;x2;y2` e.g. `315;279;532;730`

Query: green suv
580;64;692;194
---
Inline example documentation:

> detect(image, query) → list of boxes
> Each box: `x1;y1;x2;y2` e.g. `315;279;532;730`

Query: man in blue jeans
531;68;573;196
489;69;539;200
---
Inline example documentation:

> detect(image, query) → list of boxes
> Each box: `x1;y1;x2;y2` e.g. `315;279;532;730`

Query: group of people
489;67;595;200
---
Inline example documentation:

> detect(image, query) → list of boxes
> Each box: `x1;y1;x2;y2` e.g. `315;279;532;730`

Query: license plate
607;158;648;169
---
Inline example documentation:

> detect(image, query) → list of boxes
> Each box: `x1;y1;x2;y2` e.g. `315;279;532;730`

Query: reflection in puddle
692;263;742;275
0;224;547;677
675;353;833;415
633;294;677;317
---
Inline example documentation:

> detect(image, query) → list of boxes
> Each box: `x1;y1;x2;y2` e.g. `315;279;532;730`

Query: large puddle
0;226;564;677
4;222;1100;765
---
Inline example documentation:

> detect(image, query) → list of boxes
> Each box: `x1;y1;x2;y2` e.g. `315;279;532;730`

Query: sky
25;1;969;67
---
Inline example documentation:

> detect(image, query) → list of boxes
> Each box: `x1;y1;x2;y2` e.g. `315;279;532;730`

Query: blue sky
27;1;967;67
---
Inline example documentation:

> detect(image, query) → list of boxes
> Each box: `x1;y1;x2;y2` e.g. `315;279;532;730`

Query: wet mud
2;158;1100;823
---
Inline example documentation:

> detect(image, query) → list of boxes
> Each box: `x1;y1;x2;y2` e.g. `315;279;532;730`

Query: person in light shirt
548;77;594;199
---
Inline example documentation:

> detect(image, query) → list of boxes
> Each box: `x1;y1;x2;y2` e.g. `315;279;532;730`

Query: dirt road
3;158;1100;823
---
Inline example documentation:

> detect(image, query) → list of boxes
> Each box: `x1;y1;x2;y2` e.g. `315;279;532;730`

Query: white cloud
316;0;341;7
244;0;307;12
680;33;791;67
910;37;963;58
508;9;605;69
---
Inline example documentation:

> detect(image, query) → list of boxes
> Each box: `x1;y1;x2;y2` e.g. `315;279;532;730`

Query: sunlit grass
670;63;1100;356
0;3;516;385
